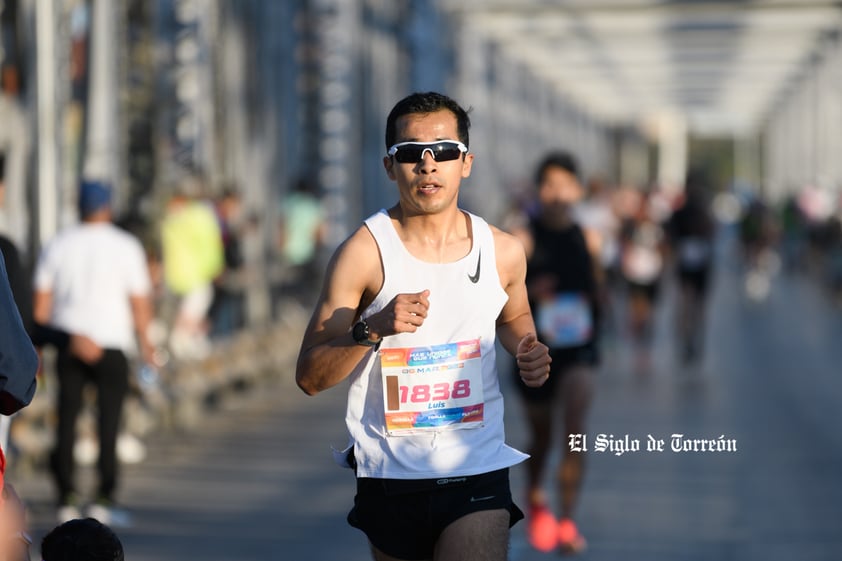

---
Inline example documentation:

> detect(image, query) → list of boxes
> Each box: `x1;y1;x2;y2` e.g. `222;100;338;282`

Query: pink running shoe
527;505;558;552
558;517;587;554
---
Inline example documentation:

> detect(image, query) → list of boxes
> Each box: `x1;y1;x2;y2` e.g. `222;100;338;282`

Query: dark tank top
527;218;596;296
526;217;598;348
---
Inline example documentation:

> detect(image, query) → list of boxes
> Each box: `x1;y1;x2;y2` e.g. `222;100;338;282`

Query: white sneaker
87;502;133;528
57;504;82;523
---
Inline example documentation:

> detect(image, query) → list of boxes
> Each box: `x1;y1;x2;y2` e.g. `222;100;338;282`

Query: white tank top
344;209;528;479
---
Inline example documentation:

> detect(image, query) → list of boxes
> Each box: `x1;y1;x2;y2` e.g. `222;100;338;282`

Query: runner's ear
383;155;396;180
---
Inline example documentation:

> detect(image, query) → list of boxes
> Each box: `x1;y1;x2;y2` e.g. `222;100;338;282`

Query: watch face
353;321;369;343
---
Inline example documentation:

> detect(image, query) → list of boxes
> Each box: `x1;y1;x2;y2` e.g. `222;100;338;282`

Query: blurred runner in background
619;189;667;360
508;151;599;555
667;168;716;364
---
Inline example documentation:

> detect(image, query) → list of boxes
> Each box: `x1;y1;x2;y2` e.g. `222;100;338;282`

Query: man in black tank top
508;151;600;554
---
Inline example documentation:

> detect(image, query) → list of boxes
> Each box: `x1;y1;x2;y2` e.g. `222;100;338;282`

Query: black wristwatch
352;320;381;349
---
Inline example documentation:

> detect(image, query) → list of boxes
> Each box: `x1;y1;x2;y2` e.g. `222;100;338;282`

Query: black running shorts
347;468;523;560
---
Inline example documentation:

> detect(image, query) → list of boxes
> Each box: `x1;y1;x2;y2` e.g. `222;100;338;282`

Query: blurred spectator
739;197;778;268
825;200;842;304
276;177;326;305
33;179;155;526
208;186;246;338
619;189;667;348
779;194;807;273
1;246;39;561
575;175;620;278
3;152;37;559
1;168;38;561
160;175;224;359
667;168;716;364
0;63;30;254
738;197;780;301
40;517;124;561
574;174;621;336
0;152;31;331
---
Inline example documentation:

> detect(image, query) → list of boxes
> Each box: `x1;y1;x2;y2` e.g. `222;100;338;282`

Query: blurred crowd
118;172;326;363
502;163;842;365
497;157;842;552
43;172;326;364
0;164;326;554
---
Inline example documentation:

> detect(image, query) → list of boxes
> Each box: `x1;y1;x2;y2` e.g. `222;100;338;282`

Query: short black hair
385;92;471;149
534;151;579;186
41;518;124;561
0;152;6;181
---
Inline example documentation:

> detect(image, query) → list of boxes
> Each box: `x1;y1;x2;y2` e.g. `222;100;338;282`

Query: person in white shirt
295;92;552;561
33;180;154;526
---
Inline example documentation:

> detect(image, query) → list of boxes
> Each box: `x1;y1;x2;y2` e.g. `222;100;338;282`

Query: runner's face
384;110;473;215
539;166;582;210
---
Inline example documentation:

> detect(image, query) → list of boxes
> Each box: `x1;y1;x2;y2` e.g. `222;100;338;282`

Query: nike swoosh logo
470;495;495;502
468;250;481;283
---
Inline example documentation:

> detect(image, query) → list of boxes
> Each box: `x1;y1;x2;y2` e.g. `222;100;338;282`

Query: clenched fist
515;332;552;388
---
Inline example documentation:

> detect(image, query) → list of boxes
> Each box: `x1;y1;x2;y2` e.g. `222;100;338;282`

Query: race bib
536;293;593;348
380;339;485;435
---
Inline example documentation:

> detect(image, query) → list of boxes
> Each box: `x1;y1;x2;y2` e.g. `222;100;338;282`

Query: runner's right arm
295;226;429;396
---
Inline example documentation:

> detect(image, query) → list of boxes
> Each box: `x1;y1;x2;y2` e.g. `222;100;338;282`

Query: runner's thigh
434;509;510;561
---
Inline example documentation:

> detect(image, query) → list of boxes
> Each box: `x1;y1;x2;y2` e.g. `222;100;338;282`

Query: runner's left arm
492;227;551;388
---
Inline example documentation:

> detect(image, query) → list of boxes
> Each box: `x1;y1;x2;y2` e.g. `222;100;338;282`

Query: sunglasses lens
434;147;462;161
394;147;423;163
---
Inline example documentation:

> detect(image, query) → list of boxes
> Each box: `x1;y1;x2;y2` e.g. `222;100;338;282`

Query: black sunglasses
387;140;468;164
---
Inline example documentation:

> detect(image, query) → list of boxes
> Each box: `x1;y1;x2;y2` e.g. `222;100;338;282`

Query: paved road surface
12;234;842;560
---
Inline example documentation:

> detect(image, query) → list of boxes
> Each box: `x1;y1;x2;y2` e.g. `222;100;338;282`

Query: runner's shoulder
489;224;527;268
326;223;383;292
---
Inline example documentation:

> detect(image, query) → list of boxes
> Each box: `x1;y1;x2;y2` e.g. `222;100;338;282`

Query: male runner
295;91;552;561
